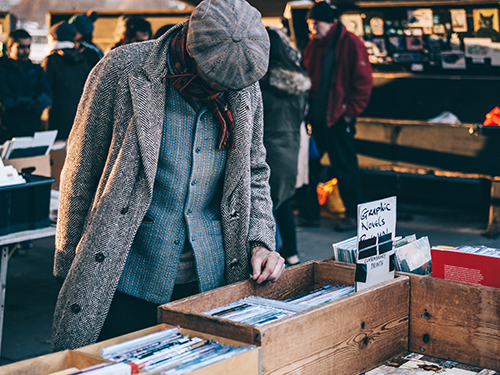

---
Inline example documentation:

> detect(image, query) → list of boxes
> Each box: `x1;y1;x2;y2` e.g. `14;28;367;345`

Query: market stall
287;0;500;236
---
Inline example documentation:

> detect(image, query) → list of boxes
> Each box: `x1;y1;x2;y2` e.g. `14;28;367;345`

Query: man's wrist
250;241;269;252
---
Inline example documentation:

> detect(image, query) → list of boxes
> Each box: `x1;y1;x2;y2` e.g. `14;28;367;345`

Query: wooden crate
0;350;110;375
159;261;410;375
403;272;500;371
77;323;261;375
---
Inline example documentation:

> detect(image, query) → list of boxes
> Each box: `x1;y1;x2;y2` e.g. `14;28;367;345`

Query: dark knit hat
307;1;337;23
69;14;94;36
187;0;270;90
49;21;76;42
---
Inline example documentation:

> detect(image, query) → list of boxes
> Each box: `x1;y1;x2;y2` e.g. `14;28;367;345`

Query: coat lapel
223;89;252;199
130;73;165;192
129;23;184;192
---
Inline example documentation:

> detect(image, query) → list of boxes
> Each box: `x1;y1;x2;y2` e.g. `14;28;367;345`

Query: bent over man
52;0;284;352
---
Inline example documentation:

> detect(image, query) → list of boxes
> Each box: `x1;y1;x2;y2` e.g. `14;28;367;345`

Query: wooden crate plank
407;274;500;371
259;277;409;374
0;350;107;375
161;261;409;375
77;324;260;375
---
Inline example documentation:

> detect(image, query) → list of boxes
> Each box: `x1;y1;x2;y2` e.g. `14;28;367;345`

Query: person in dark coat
260;27;310;266
0;29;51;143
302;1;373;231
42;21;91;140
107;15;152;52
69;12;103;69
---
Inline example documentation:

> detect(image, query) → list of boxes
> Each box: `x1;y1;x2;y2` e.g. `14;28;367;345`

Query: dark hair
153;24;176;39
267;28;303;73
87;10;98;23
122;16;152;40
7;29;31;49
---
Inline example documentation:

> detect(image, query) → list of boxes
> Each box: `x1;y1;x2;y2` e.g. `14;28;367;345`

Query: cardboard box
431;246;500;288
159;261;410;375
0;350;110;375
49;149;66;190
2;154;51;177
78;324;261;375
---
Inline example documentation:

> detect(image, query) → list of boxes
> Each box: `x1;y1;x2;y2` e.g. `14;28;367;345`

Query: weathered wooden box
77;324;261;375
404;272;500;371
159;261;410;375
0;350;110;375
323;259;500;372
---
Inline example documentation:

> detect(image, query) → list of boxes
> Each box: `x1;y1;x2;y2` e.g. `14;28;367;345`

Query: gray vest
117;83;227;304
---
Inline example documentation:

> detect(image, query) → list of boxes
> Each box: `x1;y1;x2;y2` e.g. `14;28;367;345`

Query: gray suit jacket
52;23;275;351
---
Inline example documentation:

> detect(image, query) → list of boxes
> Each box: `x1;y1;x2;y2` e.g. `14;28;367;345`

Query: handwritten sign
356;196;397;291
357;196;396;243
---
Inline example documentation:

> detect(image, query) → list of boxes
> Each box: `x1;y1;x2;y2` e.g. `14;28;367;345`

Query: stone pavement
2;204;500;365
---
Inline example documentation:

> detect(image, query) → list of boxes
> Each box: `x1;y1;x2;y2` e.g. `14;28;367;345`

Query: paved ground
1;202;500;366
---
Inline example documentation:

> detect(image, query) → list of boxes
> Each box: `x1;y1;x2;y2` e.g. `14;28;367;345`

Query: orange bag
484;106;500;126
316;179;346;215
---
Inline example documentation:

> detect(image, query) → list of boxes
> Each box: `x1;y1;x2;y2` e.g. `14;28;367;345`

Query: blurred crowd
0;2;373;265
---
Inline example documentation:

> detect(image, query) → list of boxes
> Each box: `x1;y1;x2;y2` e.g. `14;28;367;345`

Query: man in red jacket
301;1;373;231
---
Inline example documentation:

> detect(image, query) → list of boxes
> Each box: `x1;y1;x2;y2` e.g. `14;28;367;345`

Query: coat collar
129;22;186;192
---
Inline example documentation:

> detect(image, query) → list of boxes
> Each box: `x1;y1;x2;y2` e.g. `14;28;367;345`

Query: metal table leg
0;245;9;356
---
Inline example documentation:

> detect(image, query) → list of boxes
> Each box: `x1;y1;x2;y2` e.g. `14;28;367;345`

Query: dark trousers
310;118;364;219
97;281;199;342
296;155;323;221
274;198;298;258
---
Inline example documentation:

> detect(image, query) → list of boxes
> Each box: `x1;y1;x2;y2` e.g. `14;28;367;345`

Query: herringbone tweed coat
51;23;275;352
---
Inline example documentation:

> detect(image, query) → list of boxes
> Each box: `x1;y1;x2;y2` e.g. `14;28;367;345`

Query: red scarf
303;23;340;99
166;26;234;150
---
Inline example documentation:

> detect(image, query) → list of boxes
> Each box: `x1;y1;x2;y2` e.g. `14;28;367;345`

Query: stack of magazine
393;235;432;275
364;351;497;374
332;235;432;275
98;326;253;375
48;362;137;375
202;284;355;326
451;244;500;257
332;236;357;263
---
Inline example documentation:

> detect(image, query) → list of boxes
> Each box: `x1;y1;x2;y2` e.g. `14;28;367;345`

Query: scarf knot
166;25;234;150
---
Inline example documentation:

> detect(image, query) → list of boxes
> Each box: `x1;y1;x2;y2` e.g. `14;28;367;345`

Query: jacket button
121;207;129;214
229;258;238;268
95;253;105;263
70;303;81;314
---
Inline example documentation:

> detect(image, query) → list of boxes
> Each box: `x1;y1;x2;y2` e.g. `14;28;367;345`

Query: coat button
229;258;238;268
70;303;81;314
121;207;129;214
95;253;105;263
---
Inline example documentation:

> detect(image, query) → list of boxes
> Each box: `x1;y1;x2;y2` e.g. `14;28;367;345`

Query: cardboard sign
356;197;397;291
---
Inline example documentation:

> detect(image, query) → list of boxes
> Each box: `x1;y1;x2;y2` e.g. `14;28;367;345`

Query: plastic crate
0;174;55;236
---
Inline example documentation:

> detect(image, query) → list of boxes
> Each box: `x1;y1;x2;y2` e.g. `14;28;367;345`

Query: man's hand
251;246;285;284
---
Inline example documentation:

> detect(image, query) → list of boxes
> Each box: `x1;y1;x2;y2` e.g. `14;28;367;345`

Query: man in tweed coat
52;0;284;351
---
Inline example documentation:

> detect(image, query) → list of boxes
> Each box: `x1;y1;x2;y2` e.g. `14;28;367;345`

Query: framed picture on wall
441;51;466;69
372;37;388;56
450;9;468;32
406;35;424;50
473;9;500;41
407;9;433;28
341;13;365;37
388;36;405;52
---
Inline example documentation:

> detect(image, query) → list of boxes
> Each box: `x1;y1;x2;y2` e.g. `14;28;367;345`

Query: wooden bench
354;117;500;237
